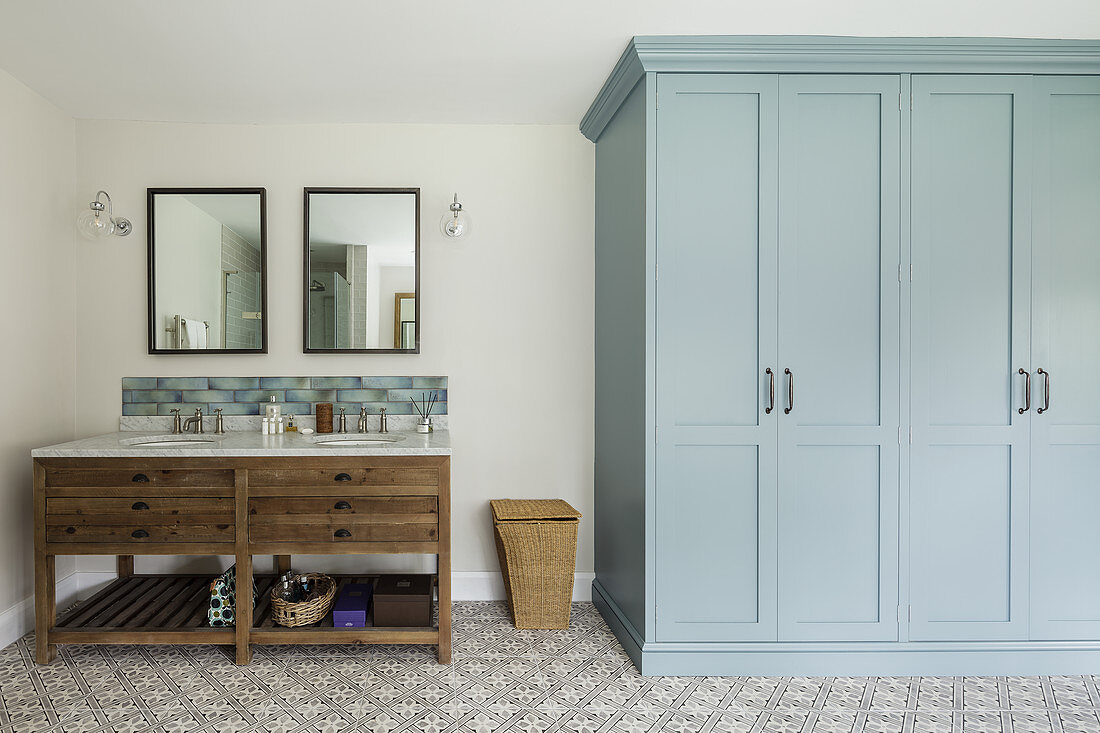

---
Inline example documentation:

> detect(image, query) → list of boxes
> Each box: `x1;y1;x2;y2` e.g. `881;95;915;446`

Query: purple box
332;583;372;628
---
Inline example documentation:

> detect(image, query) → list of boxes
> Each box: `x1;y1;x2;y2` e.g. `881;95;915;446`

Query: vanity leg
234;469;252;665
275;555;291;574
235;553;253;665
117;555;134;578
436;457;452;664
33;461;56;664
35;553;56;664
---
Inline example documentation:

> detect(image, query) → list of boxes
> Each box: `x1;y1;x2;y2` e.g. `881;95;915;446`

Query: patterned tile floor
2;602;1100;732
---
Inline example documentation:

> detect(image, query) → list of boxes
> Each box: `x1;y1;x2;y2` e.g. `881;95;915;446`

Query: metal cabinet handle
1018;368;1031;414
334;501;352;510
784;368;794;414
334;473;352;482
1037;368;1051;414
131;529;149;538
334;529;352;538
765;368;775;414
131;501;149;511
131;473;149;483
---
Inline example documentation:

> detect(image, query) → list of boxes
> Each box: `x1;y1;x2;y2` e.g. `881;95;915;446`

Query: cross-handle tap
213;408;225;435
183;408;204;434
378;407;388;433
338;407;348;434
358;407;369;434
170;408;182;435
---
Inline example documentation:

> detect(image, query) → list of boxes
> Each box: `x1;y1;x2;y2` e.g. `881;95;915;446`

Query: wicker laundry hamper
490;499;582;629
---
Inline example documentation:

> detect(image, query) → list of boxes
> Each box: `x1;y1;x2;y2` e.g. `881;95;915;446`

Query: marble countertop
31;429;451;457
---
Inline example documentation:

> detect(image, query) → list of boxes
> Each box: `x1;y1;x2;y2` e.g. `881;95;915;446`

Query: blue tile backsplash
122;376;447;417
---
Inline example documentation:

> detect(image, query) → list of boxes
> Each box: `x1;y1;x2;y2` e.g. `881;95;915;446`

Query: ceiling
2;1;1095;126
183;194;262;248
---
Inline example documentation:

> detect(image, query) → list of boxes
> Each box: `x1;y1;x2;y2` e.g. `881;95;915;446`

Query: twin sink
119;434;407;448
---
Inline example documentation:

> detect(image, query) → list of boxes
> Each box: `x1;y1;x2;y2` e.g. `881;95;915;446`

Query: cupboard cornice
580;35;1100;142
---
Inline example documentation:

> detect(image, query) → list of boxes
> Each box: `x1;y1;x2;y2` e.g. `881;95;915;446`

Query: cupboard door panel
655;74;779;642
917;445;1015;621
909;75;1032;641
776;75;901;641
1030;76;1100;640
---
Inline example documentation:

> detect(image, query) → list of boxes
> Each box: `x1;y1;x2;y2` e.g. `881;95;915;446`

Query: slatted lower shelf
52;573;440;646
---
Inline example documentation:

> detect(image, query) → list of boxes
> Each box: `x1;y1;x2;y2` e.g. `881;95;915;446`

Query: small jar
316;403;334;434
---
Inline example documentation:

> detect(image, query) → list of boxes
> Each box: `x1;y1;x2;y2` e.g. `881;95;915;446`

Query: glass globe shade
440;211;471;238
77;207;115;240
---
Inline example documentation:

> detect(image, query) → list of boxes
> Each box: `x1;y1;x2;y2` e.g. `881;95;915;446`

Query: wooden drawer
46;521;234;543
45;467;234;489
248;496;437;518
48;497;233;523
249;518;437;543
247;467;438;489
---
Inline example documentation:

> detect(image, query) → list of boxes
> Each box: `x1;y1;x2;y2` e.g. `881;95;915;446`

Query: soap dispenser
266;395;282;422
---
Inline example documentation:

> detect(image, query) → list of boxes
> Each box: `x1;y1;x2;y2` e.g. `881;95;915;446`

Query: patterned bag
208;564;256;627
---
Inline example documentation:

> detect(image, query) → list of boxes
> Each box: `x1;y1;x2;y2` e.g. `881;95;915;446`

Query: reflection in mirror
148;188;267;353
304;188;419;353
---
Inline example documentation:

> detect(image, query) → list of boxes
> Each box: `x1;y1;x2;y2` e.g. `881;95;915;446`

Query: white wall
73;120;595;577
0;69;77;624
153;196;222;348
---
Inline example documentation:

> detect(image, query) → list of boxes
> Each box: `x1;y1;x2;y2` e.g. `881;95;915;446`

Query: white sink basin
312;435;406;446
120;435;219;447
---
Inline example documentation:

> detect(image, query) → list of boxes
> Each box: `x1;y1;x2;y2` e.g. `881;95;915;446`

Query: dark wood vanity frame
33;455;451;665
147;187;269;354
302;187;421;354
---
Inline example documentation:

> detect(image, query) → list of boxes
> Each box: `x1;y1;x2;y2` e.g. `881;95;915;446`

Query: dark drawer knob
131;501;150;511
131;529;149;538
334;473;352;482
334;529;352;538
131;473;150;483
334;501;352;510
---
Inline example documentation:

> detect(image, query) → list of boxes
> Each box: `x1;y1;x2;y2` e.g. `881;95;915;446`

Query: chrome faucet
170;408;182;434
213;408;225;435
358;407;369;433
338;408;348;434
378;407;388;433
182;408;204;434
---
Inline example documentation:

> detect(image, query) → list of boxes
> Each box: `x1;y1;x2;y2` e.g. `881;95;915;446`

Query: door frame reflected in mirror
393;292;415;349
302;187;421;354
147;187;268;355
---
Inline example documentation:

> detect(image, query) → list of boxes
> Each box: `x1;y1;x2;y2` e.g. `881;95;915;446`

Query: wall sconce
439;193;471;239
77;190;132;240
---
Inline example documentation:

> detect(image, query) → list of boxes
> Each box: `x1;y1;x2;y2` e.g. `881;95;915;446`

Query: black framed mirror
147;188;268;354
303;187;420;353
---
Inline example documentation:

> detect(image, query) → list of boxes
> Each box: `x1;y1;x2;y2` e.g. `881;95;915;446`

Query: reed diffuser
411;391;438;433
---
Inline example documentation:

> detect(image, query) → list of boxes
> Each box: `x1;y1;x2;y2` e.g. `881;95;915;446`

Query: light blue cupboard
654;74;780;643
1029;76;1100;641
654;74;901;645
775;75;901;643
586;37;1100;675
909;75;1033;642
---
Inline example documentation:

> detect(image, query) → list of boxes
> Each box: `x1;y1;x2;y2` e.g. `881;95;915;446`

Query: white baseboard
453;572;594;602
0;570;595;649
0;571;81;651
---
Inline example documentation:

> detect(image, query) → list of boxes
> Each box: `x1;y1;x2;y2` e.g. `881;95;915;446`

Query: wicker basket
270;574;337;627
491;499;582;629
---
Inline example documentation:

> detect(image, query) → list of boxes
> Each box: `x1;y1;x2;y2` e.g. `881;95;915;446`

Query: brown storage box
373;574;433;627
